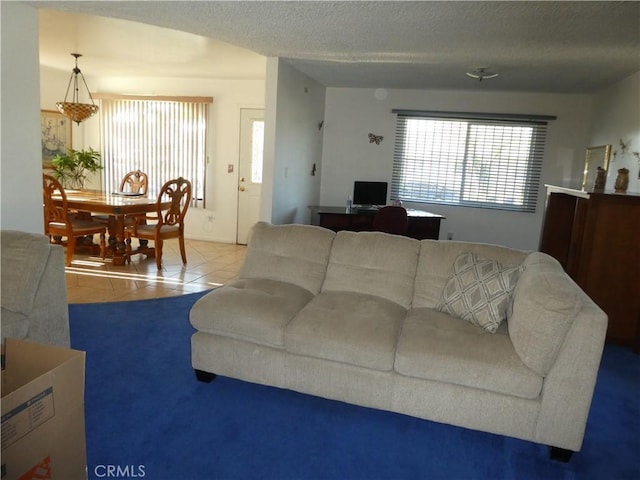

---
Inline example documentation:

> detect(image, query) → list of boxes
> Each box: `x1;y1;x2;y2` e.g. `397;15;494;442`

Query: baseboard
184;233;237;244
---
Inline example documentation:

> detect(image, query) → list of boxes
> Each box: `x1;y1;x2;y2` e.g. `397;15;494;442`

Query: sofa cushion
189;279;314;348
321;231;421;308
1;230;51;315
414;240;528;309
509;252;581;376
395;308;543;399
240;222;335;294
437;252;520;333
285;291;406;371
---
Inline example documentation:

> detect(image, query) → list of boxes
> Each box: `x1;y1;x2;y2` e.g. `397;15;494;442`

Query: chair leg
99;232;106;260
155;239;163;270
66;236;76;266
179;235;187;265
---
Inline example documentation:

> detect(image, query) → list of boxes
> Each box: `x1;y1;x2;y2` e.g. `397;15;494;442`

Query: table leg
110;215;129;266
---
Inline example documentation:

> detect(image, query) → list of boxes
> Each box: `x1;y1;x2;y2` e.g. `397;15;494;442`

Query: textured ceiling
38;10;267;80
32;1;640;93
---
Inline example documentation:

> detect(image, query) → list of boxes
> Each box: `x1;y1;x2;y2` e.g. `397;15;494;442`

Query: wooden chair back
120;170;148;195
43;174;70;234
155;177;192;228
373;206;408;235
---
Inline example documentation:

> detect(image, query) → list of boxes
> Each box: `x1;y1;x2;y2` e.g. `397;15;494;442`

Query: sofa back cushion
414;240;529;309
509;252;582;376
240;222;335;294
321;231;421;309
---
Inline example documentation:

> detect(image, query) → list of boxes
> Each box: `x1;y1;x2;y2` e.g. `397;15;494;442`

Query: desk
310;206;444;240
53;190;169;265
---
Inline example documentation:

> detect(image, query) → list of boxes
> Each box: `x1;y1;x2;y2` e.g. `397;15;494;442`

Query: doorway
236;108;265;244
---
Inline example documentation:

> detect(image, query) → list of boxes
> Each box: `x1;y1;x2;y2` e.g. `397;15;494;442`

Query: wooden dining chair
125;177;192;269
96;169;149;230
119;169;148;195
118;169;151;245
42;174;107;266
121;169;150;224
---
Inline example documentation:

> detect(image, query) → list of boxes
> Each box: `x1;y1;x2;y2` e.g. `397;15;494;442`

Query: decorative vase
614;168;629;193
593;167;607;192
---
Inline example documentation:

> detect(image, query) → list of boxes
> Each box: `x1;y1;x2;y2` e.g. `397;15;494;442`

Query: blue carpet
69;292;640;480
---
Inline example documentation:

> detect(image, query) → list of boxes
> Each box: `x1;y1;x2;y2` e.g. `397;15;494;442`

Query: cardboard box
1;338;87;480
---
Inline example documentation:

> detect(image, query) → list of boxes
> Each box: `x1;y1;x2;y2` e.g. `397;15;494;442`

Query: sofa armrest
1;230;50;314
0;231;70;347
508;251;608;451
534;294;607;451
24;243;70;347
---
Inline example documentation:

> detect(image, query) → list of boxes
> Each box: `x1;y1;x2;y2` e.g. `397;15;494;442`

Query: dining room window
391;110;555;213
99;95;211;207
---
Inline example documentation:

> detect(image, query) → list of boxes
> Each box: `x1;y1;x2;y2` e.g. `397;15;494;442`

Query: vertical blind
391;110;555;213
100;97;209;207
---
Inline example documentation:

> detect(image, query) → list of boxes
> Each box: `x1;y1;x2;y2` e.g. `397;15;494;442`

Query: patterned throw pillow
437;252;520;333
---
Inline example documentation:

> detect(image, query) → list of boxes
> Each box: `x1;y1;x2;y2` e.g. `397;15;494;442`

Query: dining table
52;189;170;265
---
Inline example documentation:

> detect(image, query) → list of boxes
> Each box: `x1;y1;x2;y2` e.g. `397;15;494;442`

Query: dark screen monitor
353;181;388;207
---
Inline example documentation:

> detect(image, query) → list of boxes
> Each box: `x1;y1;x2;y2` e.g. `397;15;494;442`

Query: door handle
239;186;246;192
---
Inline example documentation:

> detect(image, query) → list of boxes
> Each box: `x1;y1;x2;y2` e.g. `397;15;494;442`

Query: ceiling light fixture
465;67;499;82
56;53;99;125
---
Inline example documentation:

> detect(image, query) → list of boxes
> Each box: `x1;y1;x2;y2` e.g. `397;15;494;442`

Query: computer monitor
353;181;388;207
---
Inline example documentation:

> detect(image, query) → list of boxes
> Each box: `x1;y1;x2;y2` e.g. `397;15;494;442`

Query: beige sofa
1;230;70;347
189;222;607;461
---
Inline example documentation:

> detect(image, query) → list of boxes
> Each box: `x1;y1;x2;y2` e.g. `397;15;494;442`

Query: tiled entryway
65;238;246;304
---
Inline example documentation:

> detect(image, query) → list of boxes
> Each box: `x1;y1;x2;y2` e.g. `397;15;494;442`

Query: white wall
588;71;640;193
1;2;43;233
266;59;325;225
320;88;593;250
260;58;278;223
40;68;265;243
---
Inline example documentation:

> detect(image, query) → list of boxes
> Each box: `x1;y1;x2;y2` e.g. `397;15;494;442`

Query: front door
236;108;264;244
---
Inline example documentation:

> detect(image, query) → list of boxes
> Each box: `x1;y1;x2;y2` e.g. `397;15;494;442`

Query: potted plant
51;148;103;190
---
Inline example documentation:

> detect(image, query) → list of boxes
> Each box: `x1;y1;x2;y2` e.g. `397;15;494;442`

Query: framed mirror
582;144;612;191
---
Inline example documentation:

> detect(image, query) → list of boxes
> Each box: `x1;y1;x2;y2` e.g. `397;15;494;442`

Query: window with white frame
391;110;554;213
251;120;264;184
99;95;211;207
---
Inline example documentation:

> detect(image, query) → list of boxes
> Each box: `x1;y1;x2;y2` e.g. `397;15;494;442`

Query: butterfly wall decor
368;133;383;145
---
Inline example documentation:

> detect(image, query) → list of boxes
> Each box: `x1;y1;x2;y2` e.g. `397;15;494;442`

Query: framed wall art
41;109;72;166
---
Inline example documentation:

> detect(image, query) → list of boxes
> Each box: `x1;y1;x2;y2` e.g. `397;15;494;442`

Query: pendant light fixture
56;53;99;125
465;67;499;82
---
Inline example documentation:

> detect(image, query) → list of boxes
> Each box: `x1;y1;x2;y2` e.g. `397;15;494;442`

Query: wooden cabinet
540;186;640;352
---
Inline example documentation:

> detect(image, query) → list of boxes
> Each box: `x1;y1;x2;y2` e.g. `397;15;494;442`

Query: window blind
391;110;554;213
100;98;209;207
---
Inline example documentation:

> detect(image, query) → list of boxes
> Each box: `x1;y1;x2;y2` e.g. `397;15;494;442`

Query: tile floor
65;238;246;304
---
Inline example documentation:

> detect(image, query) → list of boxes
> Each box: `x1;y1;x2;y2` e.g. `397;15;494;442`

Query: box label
1;387;55;449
